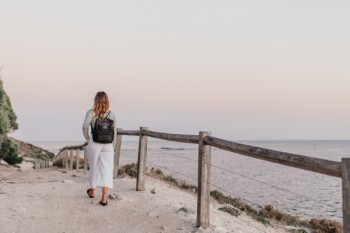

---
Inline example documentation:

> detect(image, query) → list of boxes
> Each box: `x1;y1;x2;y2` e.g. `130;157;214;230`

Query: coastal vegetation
0;80;53;165
0;79;21;165
10;137;54;161
116;163;342;233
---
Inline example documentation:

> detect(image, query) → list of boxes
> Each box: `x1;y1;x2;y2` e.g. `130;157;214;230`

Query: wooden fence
53;127;349;232
53;143;89;174
33;159;50;169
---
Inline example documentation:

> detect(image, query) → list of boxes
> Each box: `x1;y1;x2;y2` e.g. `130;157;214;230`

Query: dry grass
118;163;138;178
308;218;342;233
259;204;342;233
118;164;343;233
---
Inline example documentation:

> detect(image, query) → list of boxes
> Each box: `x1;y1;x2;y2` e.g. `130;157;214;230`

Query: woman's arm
82;110;93;141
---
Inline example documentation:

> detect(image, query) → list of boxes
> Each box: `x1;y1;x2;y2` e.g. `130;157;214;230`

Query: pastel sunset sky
1;1;349;141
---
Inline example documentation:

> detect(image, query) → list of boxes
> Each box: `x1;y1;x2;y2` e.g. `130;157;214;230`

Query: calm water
33;140;349;221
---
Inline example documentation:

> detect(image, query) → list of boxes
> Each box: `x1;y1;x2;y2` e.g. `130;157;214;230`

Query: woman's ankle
89;188;94;195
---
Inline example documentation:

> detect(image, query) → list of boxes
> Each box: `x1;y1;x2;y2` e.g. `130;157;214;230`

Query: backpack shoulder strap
90;111;100;129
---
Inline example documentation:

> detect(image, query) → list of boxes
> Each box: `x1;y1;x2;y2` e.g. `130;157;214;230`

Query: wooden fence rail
203;136;342;178
143;130;199;144
53;127;349;232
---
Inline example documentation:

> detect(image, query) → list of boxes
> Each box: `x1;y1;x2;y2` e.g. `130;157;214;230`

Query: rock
62;180;75;184
61;171;67;173
104;217;112;222
151;188;156;194
10;207;26;213
177;207;189;214
147;211;158;217
0;159;8;166
72;174;78;177
108;193;119;200
37;177;43;179
160;226;166;231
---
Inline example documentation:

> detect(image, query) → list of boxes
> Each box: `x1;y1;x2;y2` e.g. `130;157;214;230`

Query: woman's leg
97;151;114;189
98;143;114;203
87;140;103;190
101;187;109;203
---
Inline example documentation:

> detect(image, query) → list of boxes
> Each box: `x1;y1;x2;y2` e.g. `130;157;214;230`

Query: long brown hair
93;91;109;117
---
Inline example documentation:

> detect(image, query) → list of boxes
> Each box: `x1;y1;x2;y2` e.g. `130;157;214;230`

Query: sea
32;140;349;221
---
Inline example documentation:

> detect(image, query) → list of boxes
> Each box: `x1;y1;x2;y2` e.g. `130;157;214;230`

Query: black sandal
87;189;94;198
100;200;108;206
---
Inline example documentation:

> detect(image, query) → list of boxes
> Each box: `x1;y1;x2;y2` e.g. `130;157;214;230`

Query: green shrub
219;206;241;217
0;138;22;165
0;109;10;135
0;80;18;136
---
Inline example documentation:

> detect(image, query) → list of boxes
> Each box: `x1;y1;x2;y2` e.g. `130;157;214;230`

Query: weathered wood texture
53;152;61;163
117;129;140;136
143;130;199;144
342;158;350;233
203;136;342;178
58;142;87;154
65;150;69;169
83;147;88;175
69;149;74;170
75;149;80;171
113;129;123;179
136;127;148;191
35;161;40;169
54;129;341;178
197;132;211;228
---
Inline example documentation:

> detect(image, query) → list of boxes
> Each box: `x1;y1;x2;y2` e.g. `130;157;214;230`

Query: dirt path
0;166;289;233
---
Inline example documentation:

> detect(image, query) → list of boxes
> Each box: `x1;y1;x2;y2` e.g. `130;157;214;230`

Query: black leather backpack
91;111;114;143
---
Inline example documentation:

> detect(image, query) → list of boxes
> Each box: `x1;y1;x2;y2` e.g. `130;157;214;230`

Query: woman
82;91;116;206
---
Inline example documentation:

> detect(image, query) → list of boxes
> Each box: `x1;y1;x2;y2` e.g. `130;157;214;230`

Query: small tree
0;73;21;165
0;138;22;165
0;79;18;133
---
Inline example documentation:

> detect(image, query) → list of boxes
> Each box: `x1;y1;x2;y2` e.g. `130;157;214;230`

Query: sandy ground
0;165;289;233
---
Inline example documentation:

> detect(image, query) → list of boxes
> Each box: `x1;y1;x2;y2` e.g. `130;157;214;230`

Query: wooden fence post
35;160;40;169
136;127;148;191
70;149;74;170
65;150;69;169
113;128;123;179
197;131;211;228
342;158;350;233
76;149;80;171
57;152;61;166
83;147;88;175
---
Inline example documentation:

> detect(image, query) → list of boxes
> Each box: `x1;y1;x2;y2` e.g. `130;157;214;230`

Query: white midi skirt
87;138;114;189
